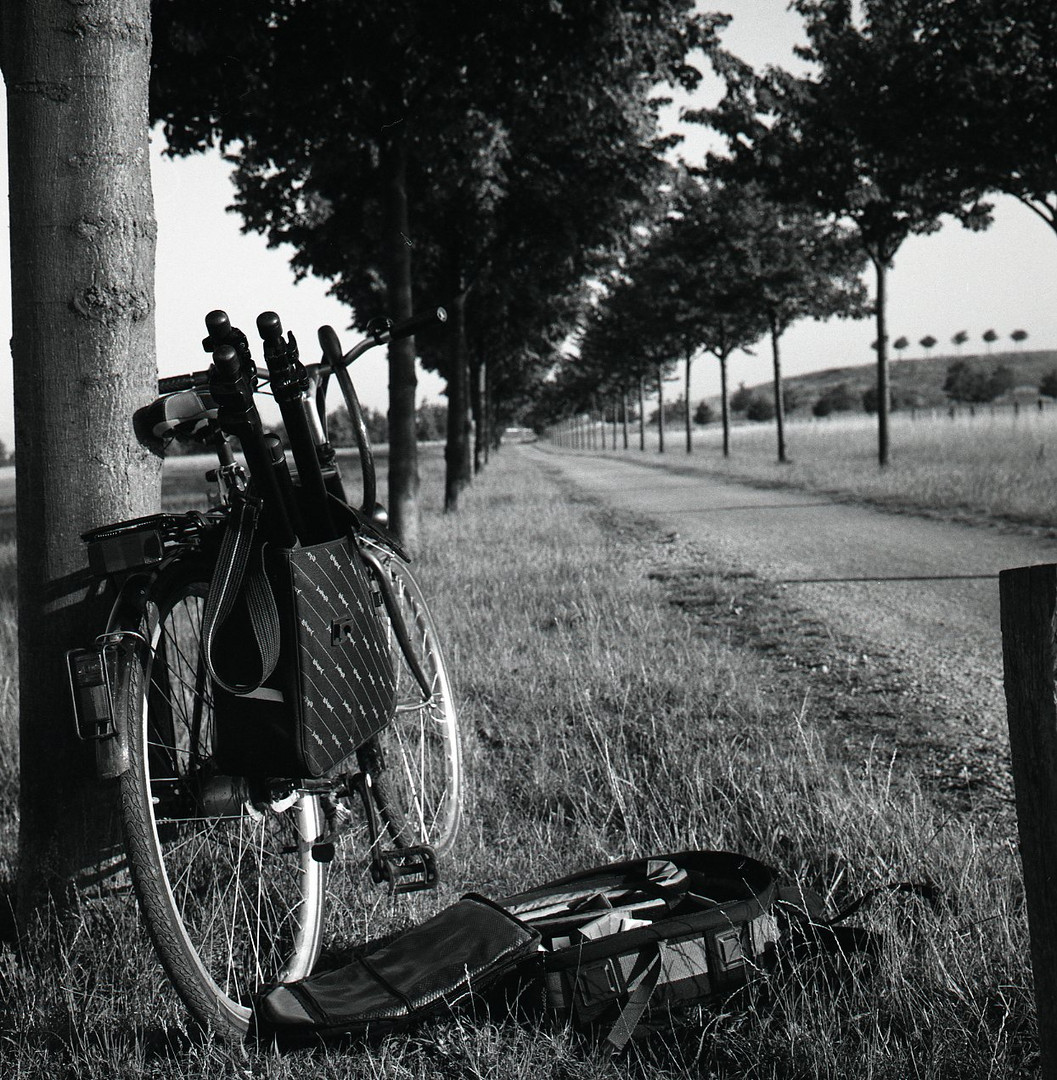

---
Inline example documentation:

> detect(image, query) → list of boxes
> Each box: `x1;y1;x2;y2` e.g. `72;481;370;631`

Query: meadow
0;446;1037;1077
594;404;1057;531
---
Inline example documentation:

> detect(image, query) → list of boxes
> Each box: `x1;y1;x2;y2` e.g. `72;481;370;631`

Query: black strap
200;495;281;695
824;880;942;927
356;952;416;1015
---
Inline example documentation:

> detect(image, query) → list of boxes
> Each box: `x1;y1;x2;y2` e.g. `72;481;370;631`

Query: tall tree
702;1;991;466
1;0;159;915
151;1;714;524
682;181;868;463
630;178;770;457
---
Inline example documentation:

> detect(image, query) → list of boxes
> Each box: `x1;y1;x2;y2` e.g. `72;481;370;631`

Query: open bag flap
256;895;540;1034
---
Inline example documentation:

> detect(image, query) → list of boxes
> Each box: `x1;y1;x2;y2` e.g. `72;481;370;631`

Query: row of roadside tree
537;0;1057;474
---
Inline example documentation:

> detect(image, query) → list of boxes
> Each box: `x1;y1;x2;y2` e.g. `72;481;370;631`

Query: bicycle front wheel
360;540;462;858
117;557;326;1038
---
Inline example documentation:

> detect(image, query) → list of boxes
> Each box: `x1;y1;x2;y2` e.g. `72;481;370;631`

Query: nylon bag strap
603;946;664;1054
200;495;281;695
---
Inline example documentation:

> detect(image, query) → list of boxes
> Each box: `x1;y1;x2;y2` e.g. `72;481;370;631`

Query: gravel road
535;445;1057;803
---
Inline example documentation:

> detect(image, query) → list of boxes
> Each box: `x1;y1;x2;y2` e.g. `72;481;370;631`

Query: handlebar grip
389;307;447;341
158;373;201;394
203;309;232;352
256;311;284;346
211;344;242;381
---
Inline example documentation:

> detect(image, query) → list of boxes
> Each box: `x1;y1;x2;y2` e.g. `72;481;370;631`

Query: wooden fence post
1000;563;1057;1079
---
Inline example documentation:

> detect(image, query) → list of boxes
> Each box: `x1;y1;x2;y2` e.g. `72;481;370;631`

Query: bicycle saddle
133;389;218;455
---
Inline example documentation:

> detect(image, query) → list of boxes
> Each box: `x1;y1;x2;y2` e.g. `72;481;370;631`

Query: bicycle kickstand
348;771;439;895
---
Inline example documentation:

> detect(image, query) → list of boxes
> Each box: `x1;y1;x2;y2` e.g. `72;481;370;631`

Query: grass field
573;405;1057;532
0;448;1037;1077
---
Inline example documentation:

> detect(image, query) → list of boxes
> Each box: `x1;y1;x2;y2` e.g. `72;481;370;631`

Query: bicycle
65;306;462;1038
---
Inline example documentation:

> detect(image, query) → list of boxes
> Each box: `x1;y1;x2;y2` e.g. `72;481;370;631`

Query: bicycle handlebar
318;325;377;515
153;306;447;524
162;307;448;395
158;372;203;394
389;306;447;342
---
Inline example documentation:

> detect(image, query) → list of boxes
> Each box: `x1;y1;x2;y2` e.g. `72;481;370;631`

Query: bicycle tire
117;556;326;1037
360;540;462;858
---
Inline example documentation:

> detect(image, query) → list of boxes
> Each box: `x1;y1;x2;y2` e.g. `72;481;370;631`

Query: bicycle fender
104;568;159;635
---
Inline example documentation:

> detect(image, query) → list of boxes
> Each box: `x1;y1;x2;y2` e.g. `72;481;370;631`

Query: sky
1;1;1055;449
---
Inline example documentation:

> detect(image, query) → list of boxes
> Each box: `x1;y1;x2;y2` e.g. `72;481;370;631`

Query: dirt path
533;445;1057;810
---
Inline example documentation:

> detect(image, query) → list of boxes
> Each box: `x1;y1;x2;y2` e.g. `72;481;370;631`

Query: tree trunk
720;354;730;458
771;317;788;464
381;125;419;545
611;398;617;450
480;359;490;467
656;367;665;453
622;390;629;449
470;354;483;475
684;353;693;454
444;289;472;512
638;376;646;451
484;366;495;459
874;257;891;468
1;0;160;917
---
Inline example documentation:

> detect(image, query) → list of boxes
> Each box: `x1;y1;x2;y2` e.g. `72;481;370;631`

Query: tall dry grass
0;448;1036;1076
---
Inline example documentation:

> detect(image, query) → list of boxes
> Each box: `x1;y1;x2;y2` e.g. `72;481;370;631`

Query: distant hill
721;348;1057;413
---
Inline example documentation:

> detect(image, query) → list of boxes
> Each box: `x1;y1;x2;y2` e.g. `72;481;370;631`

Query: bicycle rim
362;541;462;858
119;563;325;1036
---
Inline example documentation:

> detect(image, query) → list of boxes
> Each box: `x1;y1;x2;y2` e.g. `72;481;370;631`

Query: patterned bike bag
212;534;395;778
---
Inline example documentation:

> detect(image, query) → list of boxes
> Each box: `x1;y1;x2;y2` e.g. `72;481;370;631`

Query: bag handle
200;494;281;695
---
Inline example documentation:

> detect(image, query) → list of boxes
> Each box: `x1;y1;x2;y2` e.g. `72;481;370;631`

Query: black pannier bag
203;510;396;778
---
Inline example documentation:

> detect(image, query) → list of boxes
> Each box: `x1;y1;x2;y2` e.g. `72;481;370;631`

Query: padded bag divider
255;895;541;1040
213;534;395;777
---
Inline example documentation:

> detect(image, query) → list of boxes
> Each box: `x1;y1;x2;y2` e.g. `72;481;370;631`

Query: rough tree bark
443;288;472;512
381;124;420;546
874;256;891;468
638;376;646;451
656;367;665;454
0;0;160;916
684;352;693;454
770;317;788;464
470;353;483;476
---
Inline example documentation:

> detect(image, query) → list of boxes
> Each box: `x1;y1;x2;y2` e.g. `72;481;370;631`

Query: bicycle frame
70;307;446;781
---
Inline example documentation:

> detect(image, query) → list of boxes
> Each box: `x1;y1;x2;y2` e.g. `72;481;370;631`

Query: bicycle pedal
371;845;439;894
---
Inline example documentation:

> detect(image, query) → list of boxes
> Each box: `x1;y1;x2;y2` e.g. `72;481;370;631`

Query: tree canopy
151;1;718;518
913;0;1057;237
